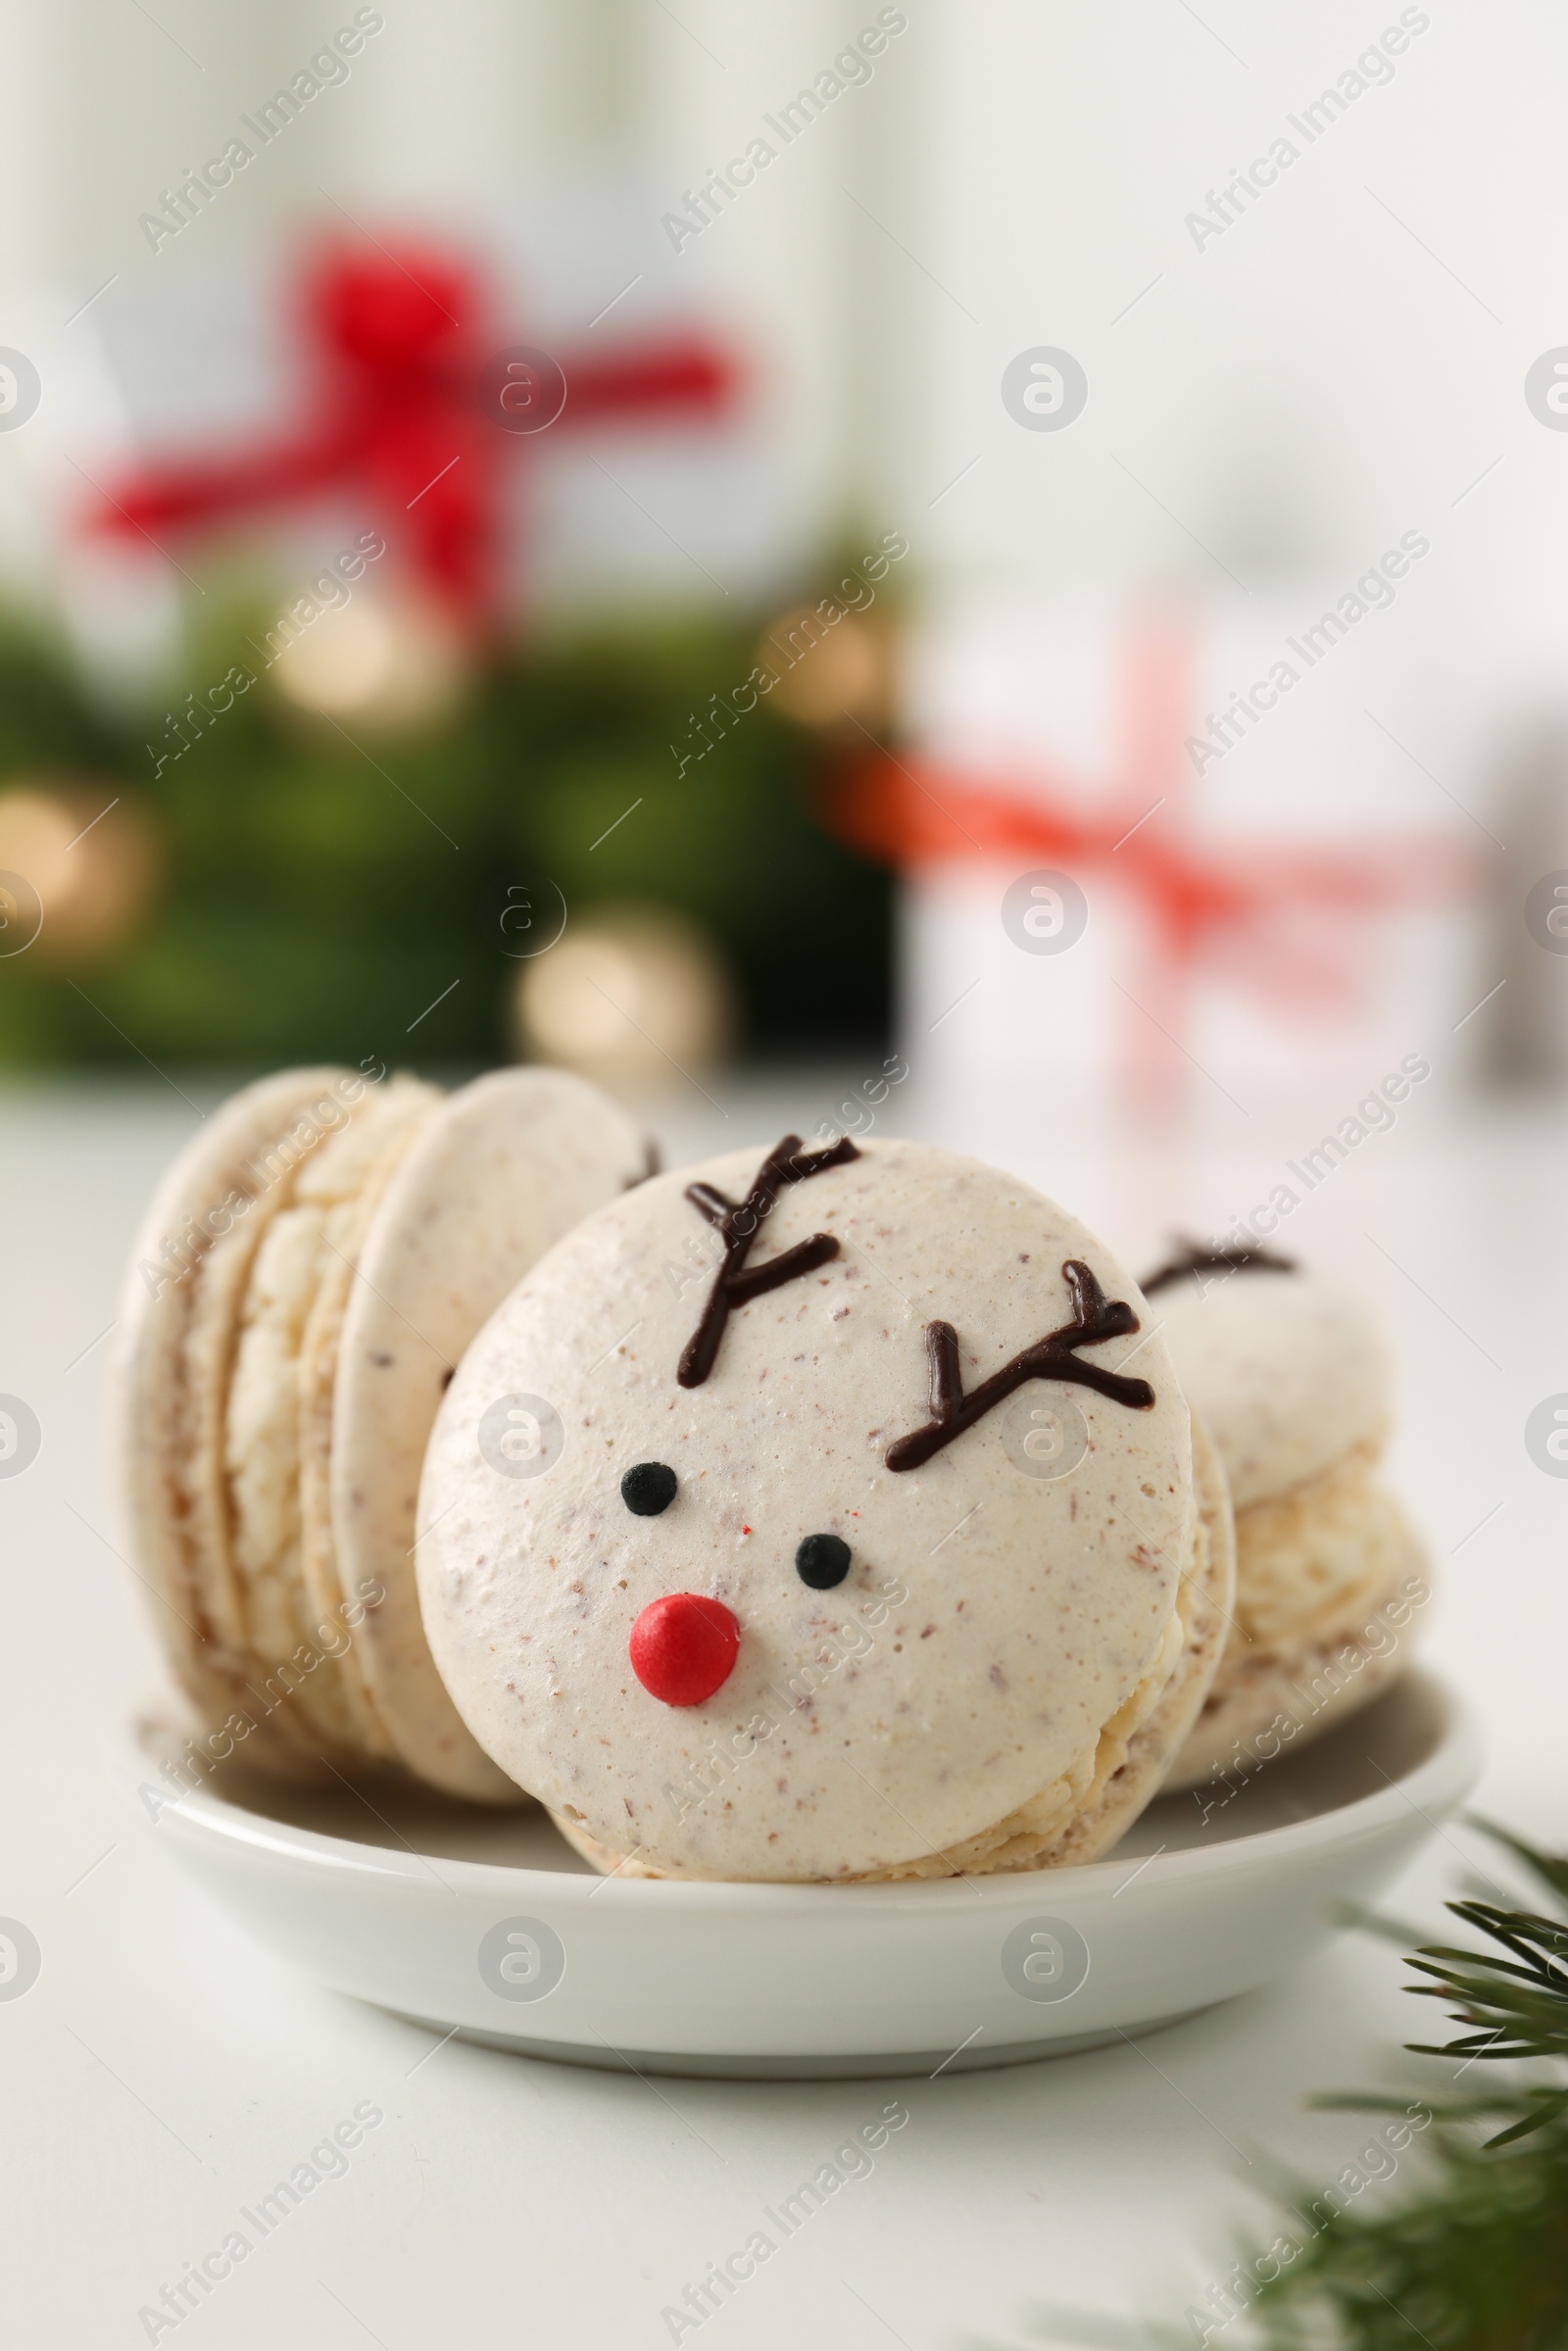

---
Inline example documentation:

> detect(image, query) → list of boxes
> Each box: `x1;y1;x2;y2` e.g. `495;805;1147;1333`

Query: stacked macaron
1141;1243;1430;1793
118;1077;1428;1879
115;1064;652;1798
416;1137;1235;1881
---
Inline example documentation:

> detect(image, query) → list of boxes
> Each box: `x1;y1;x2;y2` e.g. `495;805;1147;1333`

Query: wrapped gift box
856;591;1490;1132
7;192;782;686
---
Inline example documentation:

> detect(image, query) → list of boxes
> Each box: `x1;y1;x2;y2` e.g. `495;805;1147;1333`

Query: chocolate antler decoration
1141;1236;1296;1297
885;1259;1154;1472
678;1134;860;1388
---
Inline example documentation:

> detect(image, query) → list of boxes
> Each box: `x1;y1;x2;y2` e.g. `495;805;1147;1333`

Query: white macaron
115;1063;653;1799
417;1137;1234;1880
1140;1243;1430;1792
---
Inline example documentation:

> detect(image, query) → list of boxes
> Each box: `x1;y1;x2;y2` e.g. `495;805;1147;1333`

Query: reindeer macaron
1139;1241;1430;1793
416;1139;1234;1882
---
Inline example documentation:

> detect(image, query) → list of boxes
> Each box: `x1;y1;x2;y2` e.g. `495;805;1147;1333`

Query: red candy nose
629;1593;740;1707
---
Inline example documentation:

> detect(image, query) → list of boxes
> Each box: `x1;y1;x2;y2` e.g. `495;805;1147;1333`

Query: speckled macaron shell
416;1138;1198;1883
112;1066;368;1775
1152;1269;1393;1513
558;1410;1237;1881
279;1074;448;1759
1149;1258;1428;1791
332;1069;654;1803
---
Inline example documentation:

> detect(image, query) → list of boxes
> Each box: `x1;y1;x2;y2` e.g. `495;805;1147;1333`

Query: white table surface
2;1069;1563;2350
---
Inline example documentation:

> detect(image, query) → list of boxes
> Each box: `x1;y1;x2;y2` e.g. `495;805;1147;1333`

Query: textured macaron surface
224;1074;441;1752
417;1138;1194;1881
114;1061;650;1797
333;1068;653;1799
1154;1268;1392;1513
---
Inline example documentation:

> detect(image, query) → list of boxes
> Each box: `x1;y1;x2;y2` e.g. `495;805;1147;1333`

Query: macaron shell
417;1137;1197;1877
558;1410;1236;1881
335;1069;653;1803
1153;1269;1393;1512
1048;1408;1235;1862
291;1077;446;1755
112;1066;360;1772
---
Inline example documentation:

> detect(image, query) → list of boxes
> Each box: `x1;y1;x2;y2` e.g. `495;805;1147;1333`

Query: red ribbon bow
90;240;738;634
832;621;1478;1103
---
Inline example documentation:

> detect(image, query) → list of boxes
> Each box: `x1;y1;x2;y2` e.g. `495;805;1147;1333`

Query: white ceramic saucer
109;1669;1478;2081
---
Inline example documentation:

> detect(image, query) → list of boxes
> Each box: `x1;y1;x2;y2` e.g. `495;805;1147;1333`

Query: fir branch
1246;1821;1568;2351
1004;1828;1568;2351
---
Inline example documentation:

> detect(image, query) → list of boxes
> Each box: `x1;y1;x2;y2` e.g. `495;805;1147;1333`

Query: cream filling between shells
217;1078;439;1755
1229;1445;1421;1660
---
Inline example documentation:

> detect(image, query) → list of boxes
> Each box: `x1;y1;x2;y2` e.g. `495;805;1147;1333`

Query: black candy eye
795;1533;851;1590
621;1461;678;1516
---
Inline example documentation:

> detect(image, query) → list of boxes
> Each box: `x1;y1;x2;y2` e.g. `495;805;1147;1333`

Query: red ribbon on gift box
830;621;1479;1104
87;240;739;636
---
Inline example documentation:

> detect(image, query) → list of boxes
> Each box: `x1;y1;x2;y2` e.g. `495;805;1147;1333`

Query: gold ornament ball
760;609;890;727
514;906;734;1089
270;587;469;730
0;781;159;964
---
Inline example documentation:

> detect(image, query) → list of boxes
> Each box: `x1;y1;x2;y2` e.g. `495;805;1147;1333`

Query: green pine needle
1242;1819;1568;2351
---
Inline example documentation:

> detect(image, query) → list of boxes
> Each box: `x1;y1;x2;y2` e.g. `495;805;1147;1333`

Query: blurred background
7;13;1568;2347
2;0;1566;1147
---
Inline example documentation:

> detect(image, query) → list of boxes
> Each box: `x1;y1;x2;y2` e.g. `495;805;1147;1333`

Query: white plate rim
107;1668;1484;1913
